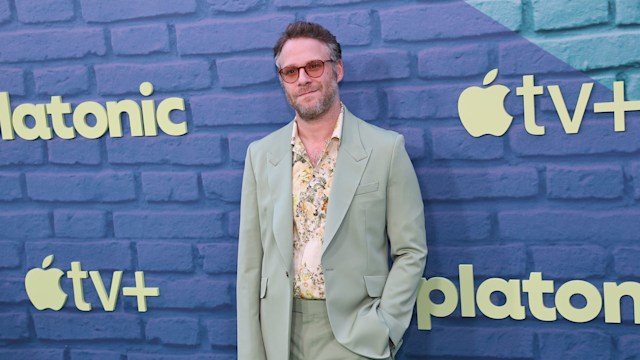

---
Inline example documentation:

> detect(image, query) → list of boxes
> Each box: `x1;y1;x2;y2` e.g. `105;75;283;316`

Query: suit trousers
291;299;391;360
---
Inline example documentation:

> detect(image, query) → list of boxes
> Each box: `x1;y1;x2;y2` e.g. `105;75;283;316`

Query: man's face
277;37;344;121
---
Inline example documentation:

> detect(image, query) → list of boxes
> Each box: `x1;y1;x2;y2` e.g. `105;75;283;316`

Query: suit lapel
267;122;294;272
323;109;370;253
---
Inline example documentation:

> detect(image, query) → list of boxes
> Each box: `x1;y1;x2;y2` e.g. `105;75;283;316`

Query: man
237;21;427;360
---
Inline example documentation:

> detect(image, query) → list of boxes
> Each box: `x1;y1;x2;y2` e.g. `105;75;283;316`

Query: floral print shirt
291;107;344;299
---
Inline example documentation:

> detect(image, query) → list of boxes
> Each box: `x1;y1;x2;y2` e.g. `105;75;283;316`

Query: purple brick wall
1;0;639;359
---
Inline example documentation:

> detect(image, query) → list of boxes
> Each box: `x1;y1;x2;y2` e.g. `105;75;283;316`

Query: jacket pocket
363;275;387;298
260;277;268;298
355;181;379;196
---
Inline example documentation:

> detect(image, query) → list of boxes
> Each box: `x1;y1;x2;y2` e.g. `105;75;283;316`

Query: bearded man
237;21;427;360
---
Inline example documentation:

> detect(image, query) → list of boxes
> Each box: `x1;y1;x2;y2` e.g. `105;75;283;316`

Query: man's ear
335;60;344;82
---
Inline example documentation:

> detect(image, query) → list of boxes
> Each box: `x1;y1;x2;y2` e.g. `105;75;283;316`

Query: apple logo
458;68;513;137
24;254;67;311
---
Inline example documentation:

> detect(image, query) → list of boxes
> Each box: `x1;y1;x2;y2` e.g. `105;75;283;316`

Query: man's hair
273;21;342;67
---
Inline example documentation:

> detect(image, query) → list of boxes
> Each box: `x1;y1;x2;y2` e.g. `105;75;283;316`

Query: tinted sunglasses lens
305;60;325;77
281;67;298;83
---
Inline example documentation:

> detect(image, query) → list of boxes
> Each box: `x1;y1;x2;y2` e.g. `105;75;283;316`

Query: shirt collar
291;104;345;145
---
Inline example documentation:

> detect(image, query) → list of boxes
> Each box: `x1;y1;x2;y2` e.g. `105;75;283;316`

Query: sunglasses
278;59;334;83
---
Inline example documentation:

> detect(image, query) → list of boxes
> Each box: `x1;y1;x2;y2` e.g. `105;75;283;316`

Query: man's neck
296;100;342;144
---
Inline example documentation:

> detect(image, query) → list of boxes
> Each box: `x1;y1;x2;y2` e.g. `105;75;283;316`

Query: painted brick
15;0;74;23
273;0;311;7
208;0;263;12
0;350;65;360
26;241;132;270
499;39;576;75
380;4;507;42
206;318;236;346
0;312;28;339
418;44;491;79
393;127;425;160
191;92;292;127
340;89;379;121
426;212;492;244
152;277;232;309
106;134;223;165
176;15;294;55
539;33;640;71
34;313;142;340
510;123;640;156
0;28;105;63
530;245;606;278
630;162;640;199
0;173;21;200
111;24;169;56
228;210;240;238
33;66;89;96
54;210;107;238
532;0;608;31
26;171;135;202
0;68;25;95
80;0;196;22
431;127;504;160
95;61;210;95
0;241;20;268
386;85;465;119
546;165;623;199
428;244;526;277
465;0;522;30
407;326;534;358
0;211;50;238
617;0;640;24
202;170;242;202
613;247;640;277
47;138;101;165
141;171;198;202
420;167;538;200
538;330;611;360
619;335;640;359
0;140;44;166
228;133;267;163
343;49;410;82
316;0;372;4
499;210;640;242
70;350;122;360
0;0;9;23
146;317;199;345
137;242;193;272
0;278;27;303
217;57;275;88
113;211;224;239
628;71;640;100
200;243;237;274
308;10;372;46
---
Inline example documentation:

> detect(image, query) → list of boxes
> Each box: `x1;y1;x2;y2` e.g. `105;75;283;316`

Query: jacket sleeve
379;134;428;348
237;144;267;360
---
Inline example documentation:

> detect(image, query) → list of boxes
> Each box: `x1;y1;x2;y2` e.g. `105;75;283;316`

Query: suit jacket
237;107;427;360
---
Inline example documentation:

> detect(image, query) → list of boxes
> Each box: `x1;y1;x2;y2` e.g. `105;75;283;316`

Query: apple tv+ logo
24;255;159;312
457;68;640;137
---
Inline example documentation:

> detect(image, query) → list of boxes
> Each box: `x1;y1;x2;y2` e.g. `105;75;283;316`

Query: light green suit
237;108;427;360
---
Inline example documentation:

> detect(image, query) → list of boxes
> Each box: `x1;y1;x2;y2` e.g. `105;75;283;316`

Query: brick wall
1;0;639;359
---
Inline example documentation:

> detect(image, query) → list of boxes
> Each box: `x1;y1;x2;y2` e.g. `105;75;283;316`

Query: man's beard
285;74;339;121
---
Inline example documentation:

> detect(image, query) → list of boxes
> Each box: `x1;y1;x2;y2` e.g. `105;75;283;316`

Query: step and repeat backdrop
1;0;640;359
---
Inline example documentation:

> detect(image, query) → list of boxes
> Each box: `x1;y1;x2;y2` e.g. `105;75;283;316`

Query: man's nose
297;68;311;84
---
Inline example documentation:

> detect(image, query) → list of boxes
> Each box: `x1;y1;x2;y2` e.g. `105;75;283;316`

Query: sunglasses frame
278;59;334;83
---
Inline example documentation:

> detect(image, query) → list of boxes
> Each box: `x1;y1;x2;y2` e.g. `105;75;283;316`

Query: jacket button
286;271;289;277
